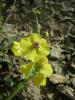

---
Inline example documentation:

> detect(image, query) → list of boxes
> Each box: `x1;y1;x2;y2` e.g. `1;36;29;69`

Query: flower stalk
6;63;35;100
9;33;53;99
6;80;26;100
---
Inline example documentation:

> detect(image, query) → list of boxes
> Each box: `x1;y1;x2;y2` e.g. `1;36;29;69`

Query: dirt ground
0;0;75;100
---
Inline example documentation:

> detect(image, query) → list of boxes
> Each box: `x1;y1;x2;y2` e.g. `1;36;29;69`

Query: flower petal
36;56;48;64
20;37;32;54
37;38;50;56
32;73;45;86
11;41;22;56
37;46;49;56
30;33;40;43
40;64;53;77
40;78;46;86
19;63;32;78
24;49;36;62
40;38;49;48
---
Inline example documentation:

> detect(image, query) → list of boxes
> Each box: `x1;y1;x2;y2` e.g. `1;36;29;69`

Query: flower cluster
11;33;53;86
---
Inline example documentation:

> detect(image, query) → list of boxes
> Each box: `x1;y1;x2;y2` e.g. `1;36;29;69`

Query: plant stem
36;16;40;34
6;63;35;100
4;0;16;24
6;79;27;100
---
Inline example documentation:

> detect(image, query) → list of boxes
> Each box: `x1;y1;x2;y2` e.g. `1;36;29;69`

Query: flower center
32;41;39;48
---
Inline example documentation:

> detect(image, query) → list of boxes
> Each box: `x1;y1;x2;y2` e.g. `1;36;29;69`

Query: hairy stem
6;63;35;100
6;79;27;100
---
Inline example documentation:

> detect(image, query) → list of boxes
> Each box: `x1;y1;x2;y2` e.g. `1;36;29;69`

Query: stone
50;46;62;59
70;78;75;88
49;74;67;84
47;92;55;100
56;85;75;100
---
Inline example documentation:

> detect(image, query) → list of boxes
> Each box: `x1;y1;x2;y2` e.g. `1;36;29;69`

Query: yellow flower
19;57;53;86
11;41;22;56
20;33;50;62
32;63;53;86
19;63;32;79
32;73;46;86
11;33;50;62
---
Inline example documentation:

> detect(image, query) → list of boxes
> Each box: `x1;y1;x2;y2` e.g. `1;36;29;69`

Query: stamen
33;41;39;48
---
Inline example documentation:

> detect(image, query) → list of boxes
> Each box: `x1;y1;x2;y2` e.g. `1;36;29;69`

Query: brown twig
4;0;16;24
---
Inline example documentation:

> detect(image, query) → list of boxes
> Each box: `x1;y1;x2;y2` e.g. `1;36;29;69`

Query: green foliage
0;16;3;32
32;8;41;33
32;8;40;15
0;0;5;32
0;0;4;13
0;0;3;11
4;75;14;86
0;64;2;69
